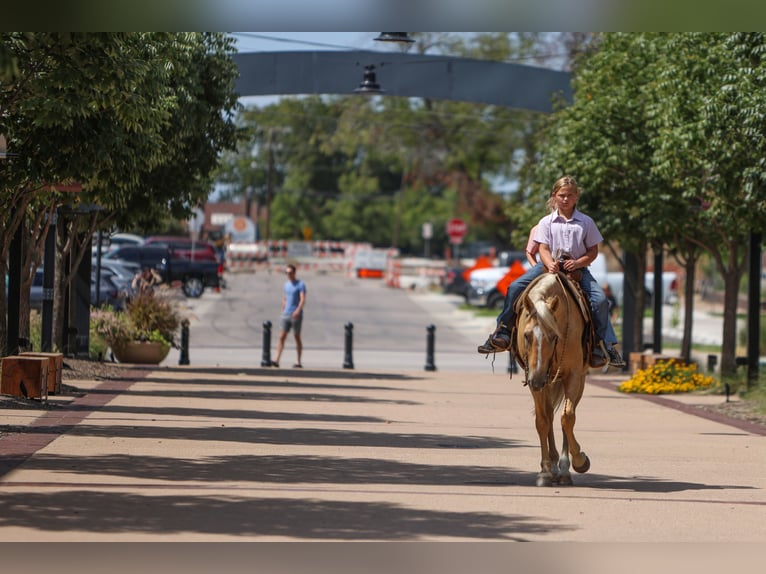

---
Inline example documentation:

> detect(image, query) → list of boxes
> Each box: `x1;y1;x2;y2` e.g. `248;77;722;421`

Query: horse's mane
525;274;564;340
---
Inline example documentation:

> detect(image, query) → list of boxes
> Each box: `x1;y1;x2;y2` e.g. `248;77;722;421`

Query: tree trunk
0;263;7;354
720;270;741;375
632;250;649;351
680;256;697;364
19;202;56;353
52;221;68;353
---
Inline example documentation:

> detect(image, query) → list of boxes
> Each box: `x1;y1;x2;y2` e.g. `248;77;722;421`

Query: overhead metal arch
233;51;572;113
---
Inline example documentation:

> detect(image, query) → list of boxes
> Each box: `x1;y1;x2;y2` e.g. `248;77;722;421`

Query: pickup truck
467;253;678;309
102;245;223;298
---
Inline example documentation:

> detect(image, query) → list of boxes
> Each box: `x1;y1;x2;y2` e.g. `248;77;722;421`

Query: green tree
531;32;766;373
649;33;766;374
530;33;678;350
1;33;239;351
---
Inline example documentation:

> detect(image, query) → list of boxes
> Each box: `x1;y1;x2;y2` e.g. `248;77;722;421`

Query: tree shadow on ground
43;423;517;450
76;386;420;405
18;452;524;486
0;490;567;540
120;365;424;381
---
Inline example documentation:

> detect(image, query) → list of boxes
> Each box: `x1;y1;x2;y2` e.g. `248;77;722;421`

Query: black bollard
261;320;273;367
178;318;190;365
424;324;436;371
343;322;354;369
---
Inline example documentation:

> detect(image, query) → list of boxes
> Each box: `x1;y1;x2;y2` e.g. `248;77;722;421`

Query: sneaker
477;329;511;354
589;348;607;368
605;346;626;368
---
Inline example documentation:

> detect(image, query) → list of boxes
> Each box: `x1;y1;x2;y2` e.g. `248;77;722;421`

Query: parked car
92;259;138;303
441;266;470;300
92;231;145;256
29;267;126;311
103;244;222;298
143;236;220;262
91;273;127;310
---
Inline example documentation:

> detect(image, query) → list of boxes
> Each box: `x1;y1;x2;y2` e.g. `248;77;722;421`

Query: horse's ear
524;297;536;314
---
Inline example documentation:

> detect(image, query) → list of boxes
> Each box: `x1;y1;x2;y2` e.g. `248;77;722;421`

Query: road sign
446;218;467;244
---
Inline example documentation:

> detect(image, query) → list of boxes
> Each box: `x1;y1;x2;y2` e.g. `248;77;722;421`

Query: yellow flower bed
618;359;717;395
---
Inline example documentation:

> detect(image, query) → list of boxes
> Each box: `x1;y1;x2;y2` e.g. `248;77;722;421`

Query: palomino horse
512;272;592;487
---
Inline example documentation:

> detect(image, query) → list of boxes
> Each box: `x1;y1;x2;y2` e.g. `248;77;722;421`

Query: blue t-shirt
283;279;306;316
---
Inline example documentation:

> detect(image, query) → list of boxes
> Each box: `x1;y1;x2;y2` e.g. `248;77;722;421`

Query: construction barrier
386;257;446;290
225;240;370;274
225;241;445;290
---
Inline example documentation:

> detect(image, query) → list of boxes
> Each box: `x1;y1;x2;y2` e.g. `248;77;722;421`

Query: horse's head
519;290;562;391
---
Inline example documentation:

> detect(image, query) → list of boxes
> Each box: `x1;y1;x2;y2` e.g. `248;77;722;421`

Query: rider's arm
538;243;557;273
561;244;598;273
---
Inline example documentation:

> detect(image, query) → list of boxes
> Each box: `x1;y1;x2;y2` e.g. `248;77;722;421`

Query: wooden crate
1;356;49;400
19;352;63;394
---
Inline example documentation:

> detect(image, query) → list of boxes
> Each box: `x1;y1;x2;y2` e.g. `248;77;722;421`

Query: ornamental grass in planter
91;289;183;363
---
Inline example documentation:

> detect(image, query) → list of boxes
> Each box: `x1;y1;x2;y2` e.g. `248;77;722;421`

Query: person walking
602;283;619;322
477;175;625;368
272;264;307;368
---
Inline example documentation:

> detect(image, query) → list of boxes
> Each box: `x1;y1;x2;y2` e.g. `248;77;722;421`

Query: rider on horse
478;175;625;369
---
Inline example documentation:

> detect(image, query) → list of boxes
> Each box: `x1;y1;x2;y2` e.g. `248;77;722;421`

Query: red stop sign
446;218;467;244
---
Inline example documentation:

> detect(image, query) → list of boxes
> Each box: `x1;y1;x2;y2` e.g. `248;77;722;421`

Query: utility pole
392;169;406;249
265;128;274;243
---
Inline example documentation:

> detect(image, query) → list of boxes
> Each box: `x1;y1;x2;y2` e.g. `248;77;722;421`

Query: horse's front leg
547;425;560;480
557;432;572;485
561;376;590;475
532;390;555;486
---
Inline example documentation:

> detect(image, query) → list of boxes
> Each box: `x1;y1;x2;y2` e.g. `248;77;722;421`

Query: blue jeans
496;262;617;346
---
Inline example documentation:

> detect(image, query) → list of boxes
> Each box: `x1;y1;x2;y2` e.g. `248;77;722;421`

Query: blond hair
547;175;580;210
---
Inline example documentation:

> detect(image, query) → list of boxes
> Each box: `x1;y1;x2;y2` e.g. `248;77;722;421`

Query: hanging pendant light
354;65;384;94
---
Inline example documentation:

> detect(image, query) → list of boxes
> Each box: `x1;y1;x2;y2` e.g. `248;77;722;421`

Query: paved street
0;270;764;545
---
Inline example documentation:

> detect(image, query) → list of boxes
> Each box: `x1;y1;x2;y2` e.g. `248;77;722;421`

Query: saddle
510;268;595;369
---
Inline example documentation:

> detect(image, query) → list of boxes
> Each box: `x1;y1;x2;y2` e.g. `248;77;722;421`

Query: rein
547;273;572;385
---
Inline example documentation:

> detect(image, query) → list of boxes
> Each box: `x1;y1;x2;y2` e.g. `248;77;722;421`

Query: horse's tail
550;379;566;412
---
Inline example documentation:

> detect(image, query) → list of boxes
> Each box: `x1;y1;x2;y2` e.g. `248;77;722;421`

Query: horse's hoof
556;474;573;486
536;474;553;487
573;453;590;474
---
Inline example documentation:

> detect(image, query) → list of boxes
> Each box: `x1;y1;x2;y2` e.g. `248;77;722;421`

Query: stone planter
112;341;170;365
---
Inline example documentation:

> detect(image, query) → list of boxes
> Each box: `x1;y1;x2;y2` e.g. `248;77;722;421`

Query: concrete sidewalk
0;361;764;541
